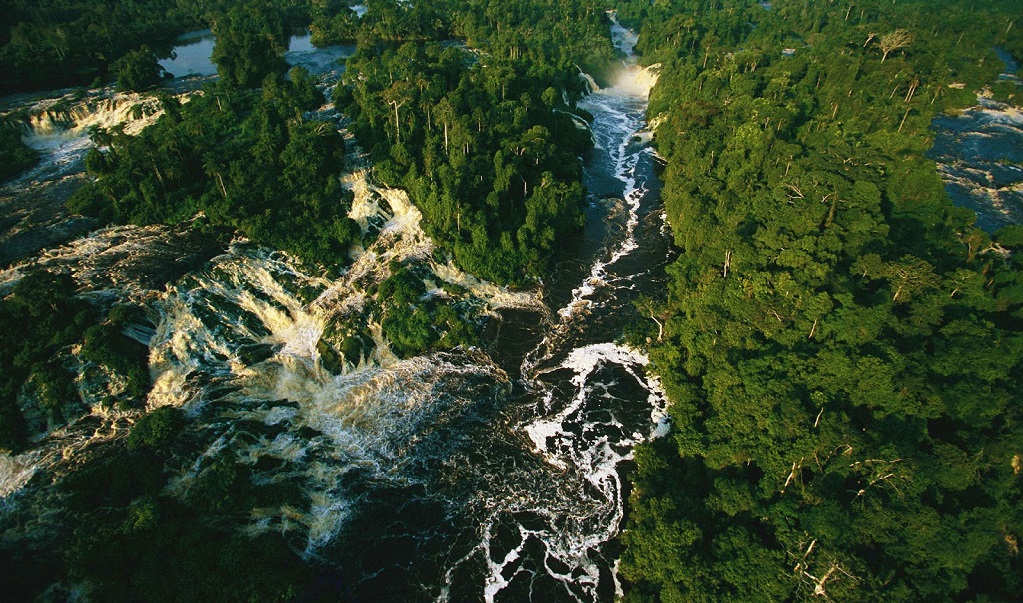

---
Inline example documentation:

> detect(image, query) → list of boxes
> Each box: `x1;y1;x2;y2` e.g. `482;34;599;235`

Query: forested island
1;0;1021;600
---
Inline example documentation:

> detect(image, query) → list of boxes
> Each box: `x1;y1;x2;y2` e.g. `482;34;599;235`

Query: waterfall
0;18;679;601
0;87;196;190
611;64;661;98
22;90;175;142
578;70;601;94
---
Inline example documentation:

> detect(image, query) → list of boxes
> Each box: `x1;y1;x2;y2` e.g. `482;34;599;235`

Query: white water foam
461;16;672;600
0;451;49;499
3;21;675;601
931;97;1023;231
558;71;656;320
608;11;639;56
139;172;520;551
438;340;670;601
534;342;665;597
0;404;134;504
525;343;666;468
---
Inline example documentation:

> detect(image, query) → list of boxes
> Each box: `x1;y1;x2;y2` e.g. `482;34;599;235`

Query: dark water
158;30;356;81
929;101;1023;233
325;62;676;603
157;29;218;78
6;21;1022;603
303;22;677;600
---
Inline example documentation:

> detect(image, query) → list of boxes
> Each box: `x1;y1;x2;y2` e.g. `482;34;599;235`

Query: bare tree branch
880;29;913;62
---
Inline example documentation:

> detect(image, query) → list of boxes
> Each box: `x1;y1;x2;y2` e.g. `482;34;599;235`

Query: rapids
131;39;674;590
0;14;677;603
929;49;1023;232
930;99;1023;232
0;86;204;268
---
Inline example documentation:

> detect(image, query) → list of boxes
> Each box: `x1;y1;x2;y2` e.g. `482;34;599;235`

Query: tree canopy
616;0;1023;600
68;66;359;268
332;0;619;283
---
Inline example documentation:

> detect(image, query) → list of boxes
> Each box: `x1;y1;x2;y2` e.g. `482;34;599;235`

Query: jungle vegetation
0;0;311;92
0;271;150;452
0;120;38;182
67;68;361;269
3;3;617;596
614;0;1023;601
332;0;619;283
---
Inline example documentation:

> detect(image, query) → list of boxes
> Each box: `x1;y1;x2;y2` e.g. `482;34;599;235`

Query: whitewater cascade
432;16;674;601
144;16;670;599
0;15;677;603
6;89;193;188
140;169;554;555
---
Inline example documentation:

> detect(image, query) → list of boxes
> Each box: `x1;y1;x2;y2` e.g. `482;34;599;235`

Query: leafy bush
0;125;38;182
127;406;184;451
113;46;165;92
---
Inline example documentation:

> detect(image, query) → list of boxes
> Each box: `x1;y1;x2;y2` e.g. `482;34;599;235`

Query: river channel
0;16;675;603
306;20;676;601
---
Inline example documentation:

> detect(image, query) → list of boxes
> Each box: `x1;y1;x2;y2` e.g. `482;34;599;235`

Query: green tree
211;4;288;89
113;45;164;92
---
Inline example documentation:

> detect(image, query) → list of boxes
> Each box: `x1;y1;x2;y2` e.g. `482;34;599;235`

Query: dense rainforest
41;0;620;284
66;69;361;268
328;0;623;282
2;0;353;452
615;0;1023;601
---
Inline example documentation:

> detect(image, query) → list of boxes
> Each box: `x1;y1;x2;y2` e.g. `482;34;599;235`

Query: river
0;29;355;269
0;17;673;603
269;19;674;601
6;9;1023;600
333;20;675;601
158;30;357;82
